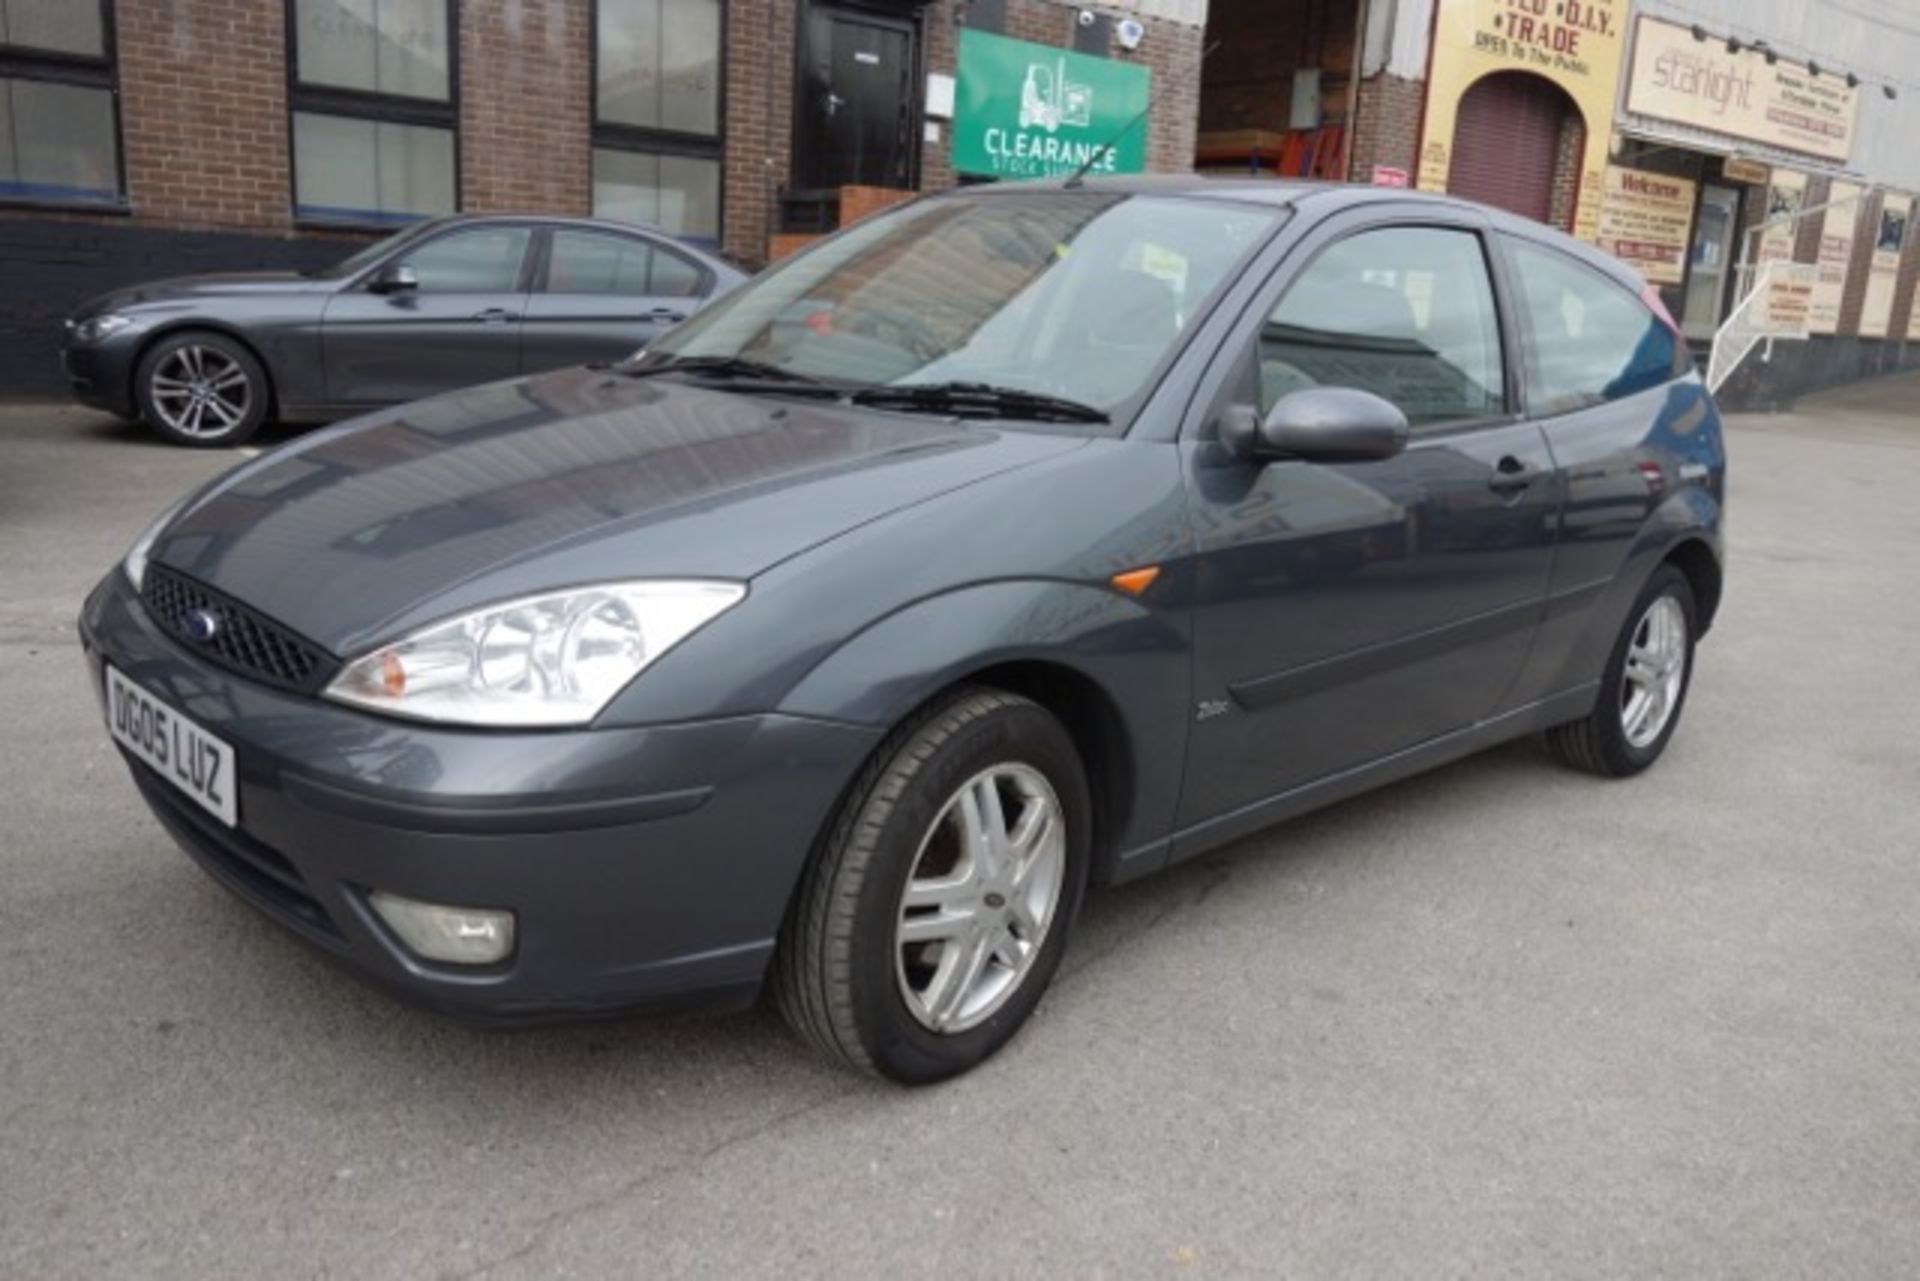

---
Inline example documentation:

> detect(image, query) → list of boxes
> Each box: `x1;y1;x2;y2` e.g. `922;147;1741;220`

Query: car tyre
134;329;270;448
772;687;1092;1084
1547;564;1697;778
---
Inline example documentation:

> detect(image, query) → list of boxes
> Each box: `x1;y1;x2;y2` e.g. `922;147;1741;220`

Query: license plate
105;665;237;827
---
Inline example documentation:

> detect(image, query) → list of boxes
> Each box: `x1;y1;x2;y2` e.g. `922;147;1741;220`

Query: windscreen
646;193;1283;410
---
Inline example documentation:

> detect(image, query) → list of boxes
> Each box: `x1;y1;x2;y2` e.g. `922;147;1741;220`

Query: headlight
71;313;134;343
323;581;746;727
123;496;188;591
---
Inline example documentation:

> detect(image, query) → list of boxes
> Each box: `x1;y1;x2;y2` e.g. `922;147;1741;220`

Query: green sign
951;29;1151;181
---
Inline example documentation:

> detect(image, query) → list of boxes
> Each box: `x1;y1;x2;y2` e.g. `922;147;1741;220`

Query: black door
1177;215;1561;829
795;6;916;191
320;225;534;407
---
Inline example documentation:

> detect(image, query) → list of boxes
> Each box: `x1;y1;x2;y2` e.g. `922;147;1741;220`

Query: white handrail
1707;261;1780;394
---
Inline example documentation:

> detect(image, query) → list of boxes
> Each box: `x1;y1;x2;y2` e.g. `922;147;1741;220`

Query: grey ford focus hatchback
82;179;1726;1082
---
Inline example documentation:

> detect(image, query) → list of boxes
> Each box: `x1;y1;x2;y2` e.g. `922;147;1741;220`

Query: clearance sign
1417;0;1629;241
951;30;1150;180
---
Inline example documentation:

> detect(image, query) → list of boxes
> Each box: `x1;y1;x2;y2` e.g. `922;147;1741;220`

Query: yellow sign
1596;165;1696;284
1756;168;1808;264
1417;0;1629;242
1859;192;1910;339
1760;263;1818;337
1722;156;1771;185
1625;16;1858;163
1808;180;1861;335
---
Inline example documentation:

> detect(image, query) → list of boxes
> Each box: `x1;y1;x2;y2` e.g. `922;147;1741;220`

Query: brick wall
1347;73;1422;184
1546;110;1584;233
460;0;591;215
1836;189;1879;338
720;0;797;266
116;0;292;231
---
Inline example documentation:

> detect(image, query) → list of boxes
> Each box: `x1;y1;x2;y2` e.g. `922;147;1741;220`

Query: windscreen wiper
615;355;827;385
850;381;1109;424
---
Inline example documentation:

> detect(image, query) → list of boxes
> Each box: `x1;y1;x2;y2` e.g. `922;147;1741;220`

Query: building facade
1341;0;1920;407
0;0;1206;396
5;0;1919;404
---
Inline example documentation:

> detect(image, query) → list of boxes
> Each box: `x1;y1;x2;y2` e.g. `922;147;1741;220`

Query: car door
1176;212;1561;829
320;223;535;407
519;227;712;372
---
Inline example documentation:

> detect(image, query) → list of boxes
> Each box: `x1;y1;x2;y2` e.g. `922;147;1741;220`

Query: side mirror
368;263;419;295
1220;387;1410;464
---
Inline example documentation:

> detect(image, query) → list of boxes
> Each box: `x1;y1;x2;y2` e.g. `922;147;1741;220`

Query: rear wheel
1547;565;1697;777
772;688;1091;1083
135;330;270;447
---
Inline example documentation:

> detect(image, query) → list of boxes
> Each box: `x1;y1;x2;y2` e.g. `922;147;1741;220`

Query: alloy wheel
1620;594;1688;748
895;763;1067;1034
149;344;253;438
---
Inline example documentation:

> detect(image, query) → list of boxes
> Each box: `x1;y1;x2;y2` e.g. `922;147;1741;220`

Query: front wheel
134;331;270;447
772;688;1091;1084
1547;565;1697;777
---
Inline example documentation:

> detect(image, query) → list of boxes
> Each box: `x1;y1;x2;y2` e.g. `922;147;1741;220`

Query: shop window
1503;238;1689;415
1258;227;1506;427
0;0;120;206
288;0;456;225
592;0;724;242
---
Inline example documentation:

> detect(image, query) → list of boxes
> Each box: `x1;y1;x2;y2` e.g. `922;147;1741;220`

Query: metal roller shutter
1447;72;1567;225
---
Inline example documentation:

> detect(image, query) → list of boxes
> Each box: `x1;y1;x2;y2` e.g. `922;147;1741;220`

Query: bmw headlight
123;496;188;591
323;581;746;727
71;313;134;344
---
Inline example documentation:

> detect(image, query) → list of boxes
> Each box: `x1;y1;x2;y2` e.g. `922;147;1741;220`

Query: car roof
946;174;1643;291
407;212;742;274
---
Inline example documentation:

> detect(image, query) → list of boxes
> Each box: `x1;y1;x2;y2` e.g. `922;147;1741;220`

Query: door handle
471;307;516;324
1487;455;1542;496
648;307;688;323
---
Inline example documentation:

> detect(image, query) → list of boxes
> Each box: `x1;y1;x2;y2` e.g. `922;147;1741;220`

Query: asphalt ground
3;380;1918;1278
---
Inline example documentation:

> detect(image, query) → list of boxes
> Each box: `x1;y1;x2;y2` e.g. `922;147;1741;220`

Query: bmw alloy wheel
149;344;254;439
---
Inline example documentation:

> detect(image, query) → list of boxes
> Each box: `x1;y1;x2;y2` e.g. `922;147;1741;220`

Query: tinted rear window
1504;237;1689;415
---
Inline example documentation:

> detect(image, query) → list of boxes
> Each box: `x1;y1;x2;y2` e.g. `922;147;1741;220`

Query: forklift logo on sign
1019;57;1093;133
952;29;1150;180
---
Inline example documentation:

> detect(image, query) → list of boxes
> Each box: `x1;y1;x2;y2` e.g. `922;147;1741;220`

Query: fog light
368;891;516;965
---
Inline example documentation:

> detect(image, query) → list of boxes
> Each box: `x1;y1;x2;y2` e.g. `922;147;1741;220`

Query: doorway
1448;71;1583;229
794;4;919;194
1682;185;1741;340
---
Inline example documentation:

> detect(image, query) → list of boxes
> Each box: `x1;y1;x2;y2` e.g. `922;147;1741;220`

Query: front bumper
62;339;139;418
79;571;882;1022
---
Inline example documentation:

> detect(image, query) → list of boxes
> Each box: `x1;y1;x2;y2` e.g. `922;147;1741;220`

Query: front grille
142;565;338;694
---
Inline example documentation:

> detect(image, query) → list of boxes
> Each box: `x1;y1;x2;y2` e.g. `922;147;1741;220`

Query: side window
649;248;705;299
1504;238;1686;415
547;229;654;296
395;227;531;293
1259;226;1505;427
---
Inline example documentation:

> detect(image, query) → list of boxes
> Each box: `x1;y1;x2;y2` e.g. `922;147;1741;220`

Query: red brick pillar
115;0;293;230
460;0;592;215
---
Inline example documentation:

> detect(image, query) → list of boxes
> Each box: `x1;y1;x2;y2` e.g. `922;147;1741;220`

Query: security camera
1116;17;1144;48
1077;8;1097;26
